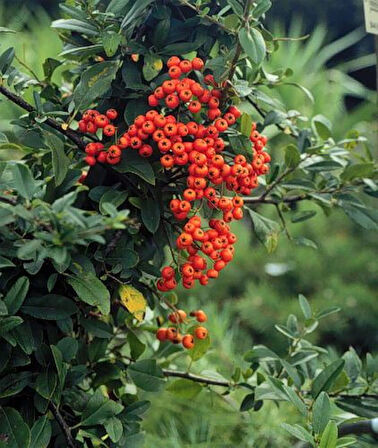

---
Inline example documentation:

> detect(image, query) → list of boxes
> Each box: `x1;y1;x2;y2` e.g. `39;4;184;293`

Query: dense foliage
0;1;377;447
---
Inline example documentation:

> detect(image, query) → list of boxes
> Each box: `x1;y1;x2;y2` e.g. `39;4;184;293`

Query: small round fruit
182;334;195;349
195;326;208;339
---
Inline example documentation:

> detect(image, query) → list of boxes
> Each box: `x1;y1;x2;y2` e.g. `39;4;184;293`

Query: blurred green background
0;0;377;446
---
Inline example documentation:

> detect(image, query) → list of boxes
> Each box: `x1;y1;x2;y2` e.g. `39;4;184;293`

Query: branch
0;83;85;150
242;194;308;205
163;369;232;387
49;403;76;448
295;419;378;448
177;0;236;35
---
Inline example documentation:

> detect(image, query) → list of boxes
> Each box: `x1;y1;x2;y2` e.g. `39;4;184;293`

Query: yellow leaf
61;123;69;130
119;285;146;321
153;58;163;71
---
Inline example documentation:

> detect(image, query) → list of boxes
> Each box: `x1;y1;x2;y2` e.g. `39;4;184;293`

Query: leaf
121;0;155;30
106;0;131;14
45;133;70;186
341;162;374;181
253;0;272;18
0;316;23;336
128;331;146;360
336;437;356;447
0;256;15;268
0;27;16;34
335;396;378;419
73;62;119;110
319;421;338;448
67;273;110;315
99;189;128;214
21;295;78;320
0;372;31;398
240;113;253;137
128;359;165;392
312;115;332;139
30;416;51;448
313;392;331;434
167;379;202;400
35;370;58;400
115;150;155;185
311;359;345;398
0;47;15;74
281;423;314;443
51;19;99;36
239;393;255;412
284;144;301;168
81;389;124;427
104;417;123;443
141;197;160;233
189;328;211;361
8;163;37;200
298;294;312;319
280;359;302;388
341;203;378;230
56;337;79;362
316;307;341;319
42;58;61;81
248;209;279;251
119;285;146;322
0;407;31;448
4;277;29;315
142;54;163;81
51;345;66;387
102;32;122;57
291;210;317;223
239;27;266;64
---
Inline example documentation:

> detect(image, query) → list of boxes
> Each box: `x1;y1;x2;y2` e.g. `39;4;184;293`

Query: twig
14;55;42;83
177;0;235;35
0;83;85;150
162;369;232;387
273;34;310;42
49;403;76;448
275;203;292;240
241;194;308;205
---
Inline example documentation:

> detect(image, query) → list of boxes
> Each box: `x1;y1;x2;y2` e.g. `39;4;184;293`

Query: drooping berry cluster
77;55;270;293
156;308;208;350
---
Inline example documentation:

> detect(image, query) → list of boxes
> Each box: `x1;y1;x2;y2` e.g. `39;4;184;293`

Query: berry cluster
156;309;208;350
77;55;270;293
78;108;120;166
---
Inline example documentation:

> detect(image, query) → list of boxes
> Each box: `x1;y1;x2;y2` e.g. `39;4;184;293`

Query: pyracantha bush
0;0;377;447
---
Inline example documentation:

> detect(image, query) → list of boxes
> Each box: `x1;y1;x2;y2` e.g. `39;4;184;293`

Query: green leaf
0;27;16;34
21;295;78;320
336;437;356;447
239;27;266;65
0;256;15;269
99;189;128;214
167;379;202;400
35;369;58;400
313;392;331;434
298;294;312;319
0;47;15;74
56;337;79;362
189;329;211;361
67;273;110;315
239;393;255;412
8;163;37;200
0;301;7;316
0;407;31;448
73;61;119;110
128;359;165;392
45;133;70;186
106;0;130;14
280;359;302;388
81;318;113;339
104;417;123;443
316;307;340;319
284;144;301;168
291;210;317;223
81;389;124;426
51;19;99;36
42;58;61;81
50;345;66;391
319;421;338;448
335;396;378;419
253;0;272;18
4;277;29;315
281;423;314;443
121;0;155;30
116;151;155;185
142;54;163;81
240;113;253;137
0;316;23;336
141;197;160;233
311;359;345;398
248;209;279;252
102;32;122;57
0;372;32;398
312;115;332;139
30;416;51;448
341;162;374;181
128;331;146;360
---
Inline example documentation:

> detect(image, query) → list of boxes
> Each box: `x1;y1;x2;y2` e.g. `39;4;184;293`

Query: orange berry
195;326;208;339
182;334;195;349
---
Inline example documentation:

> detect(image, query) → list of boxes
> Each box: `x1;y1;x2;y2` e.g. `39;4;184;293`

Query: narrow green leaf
319;421;338;448
67;273;110;315
4;277;29;315
311;359;345;398
0;407;31;448
239;27;266;64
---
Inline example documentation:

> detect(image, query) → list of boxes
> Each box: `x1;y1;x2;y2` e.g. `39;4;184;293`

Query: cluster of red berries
156;309;208;349
78;108;121;166
77;55;270;292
